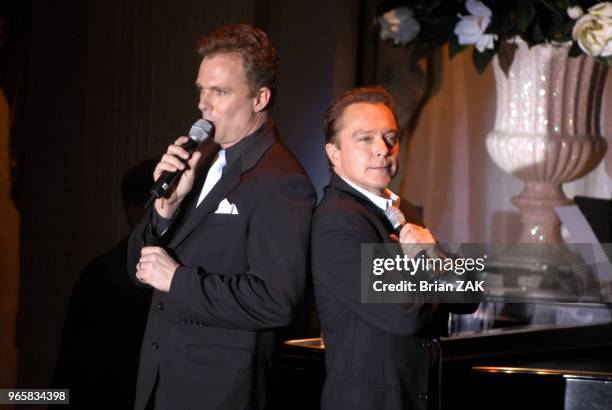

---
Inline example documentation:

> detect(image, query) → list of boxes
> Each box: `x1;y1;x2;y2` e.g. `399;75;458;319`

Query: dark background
5;0;375;392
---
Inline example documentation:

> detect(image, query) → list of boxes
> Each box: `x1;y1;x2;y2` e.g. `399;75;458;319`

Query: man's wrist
150;205;176;237
155;198;180;219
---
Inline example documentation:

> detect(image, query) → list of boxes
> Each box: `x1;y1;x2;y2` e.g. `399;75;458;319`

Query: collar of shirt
211;148;226;167
222;119;273;167
339;175;400;212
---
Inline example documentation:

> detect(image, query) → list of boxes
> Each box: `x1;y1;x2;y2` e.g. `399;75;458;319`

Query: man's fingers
186;151;202;169
152;138;192;179
151;140;201;183
154;163;181;180
139;254;162;264
399;223;414;236
167;144;190;160
161;153;187;170
174;135;190;145
138;259;154;268
141;246;164;256
135;270;147;283
400;223;436;244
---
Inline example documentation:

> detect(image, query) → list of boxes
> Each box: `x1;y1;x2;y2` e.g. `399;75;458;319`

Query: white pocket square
215;198;239;215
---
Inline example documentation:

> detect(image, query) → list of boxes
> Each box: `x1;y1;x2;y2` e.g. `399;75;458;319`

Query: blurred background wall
8;0;358;392
4;0;612;395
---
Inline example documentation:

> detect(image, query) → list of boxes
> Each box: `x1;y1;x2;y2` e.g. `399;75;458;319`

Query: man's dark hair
323;85;398;145
196;24;279;110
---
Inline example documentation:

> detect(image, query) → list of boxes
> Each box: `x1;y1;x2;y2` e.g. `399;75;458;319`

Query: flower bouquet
377;0;612;73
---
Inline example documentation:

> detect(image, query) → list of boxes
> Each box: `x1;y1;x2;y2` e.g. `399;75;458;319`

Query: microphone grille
384;206;406;230
189;119;214;143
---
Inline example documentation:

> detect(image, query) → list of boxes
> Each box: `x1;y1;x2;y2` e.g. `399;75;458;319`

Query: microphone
384;206;406;235
386;206;443;259
145;119;214;207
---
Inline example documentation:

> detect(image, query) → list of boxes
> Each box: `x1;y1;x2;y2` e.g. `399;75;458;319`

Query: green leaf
516;3;537;33
473;47;496;75
449;35;467;58
559;18;575;39
536;0;572;40
569;41;582;57
554;0;571;11
539;0;565;18
528;18;546;45
418;13;459;49
497;40;518;76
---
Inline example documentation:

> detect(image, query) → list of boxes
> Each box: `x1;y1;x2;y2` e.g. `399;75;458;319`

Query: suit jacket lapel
328;173;396;242
191;142;221;193
238;119;277;173
167;120;278;249
168;159;241;248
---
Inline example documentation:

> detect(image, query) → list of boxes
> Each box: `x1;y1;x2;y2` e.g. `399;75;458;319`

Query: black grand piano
274;198;612;410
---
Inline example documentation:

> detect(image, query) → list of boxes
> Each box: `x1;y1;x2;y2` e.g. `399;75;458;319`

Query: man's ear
325;142;340;168
253;87;271;112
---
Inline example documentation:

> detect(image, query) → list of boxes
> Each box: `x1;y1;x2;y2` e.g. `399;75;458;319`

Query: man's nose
198;92;211;112
373;135;390;157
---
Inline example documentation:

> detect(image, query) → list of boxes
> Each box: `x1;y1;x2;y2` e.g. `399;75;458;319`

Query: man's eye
386;135;398;145
216;89;227;96
358;136;371;142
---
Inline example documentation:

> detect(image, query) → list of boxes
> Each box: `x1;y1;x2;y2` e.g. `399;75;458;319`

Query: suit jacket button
152;342;159;350
417;393;428;400
157;302;165;310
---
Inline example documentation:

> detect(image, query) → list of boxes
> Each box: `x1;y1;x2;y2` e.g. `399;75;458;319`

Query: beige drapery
383;45;612;243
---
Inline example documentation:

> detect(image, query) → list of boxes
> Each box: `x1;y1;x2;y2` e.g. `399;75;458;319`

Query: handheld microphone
145;119;214;207
386;206;442;259
384;206;406;235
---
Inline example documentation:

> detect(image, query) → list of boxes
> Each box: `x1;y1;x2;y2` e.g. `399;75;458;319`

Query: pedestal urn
487;39;608;244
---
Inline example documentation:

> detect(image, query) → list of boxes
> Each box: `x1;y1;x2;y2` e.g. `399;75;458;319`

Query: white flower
572;3;612;57
567;6;584;19
588;2;612;17
453;0;498;52
379;6;420;45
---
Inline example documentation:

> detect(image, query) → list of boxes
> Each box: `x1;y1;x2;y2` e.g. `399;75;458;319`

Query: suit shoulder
246;141;315;199
259;140;309;175
313;188;373;228
316;189;364;214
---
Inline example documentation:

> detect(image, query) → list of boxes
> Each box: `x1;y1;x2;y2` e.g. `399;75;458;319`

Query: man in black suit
312;86;477;410
127;24;316;410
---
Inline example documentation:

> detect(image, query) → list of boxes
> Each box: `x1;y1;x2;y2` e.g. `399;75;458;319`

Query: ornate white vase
487;39;608;244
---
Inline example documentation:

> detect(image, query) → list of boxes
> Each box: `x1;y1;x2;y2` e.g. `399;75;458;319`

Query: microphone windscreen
189;119;214;143
384;206;406;231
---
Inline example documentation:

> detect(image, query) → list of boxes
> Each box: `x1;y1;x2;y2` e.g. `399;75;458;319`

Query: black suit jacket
127;120;316;410
312;173;476;410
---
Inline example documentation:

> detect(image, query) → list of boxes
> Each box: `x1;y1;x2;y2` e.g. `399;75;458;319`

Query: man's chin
370;174;393;185
360;179;391;194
